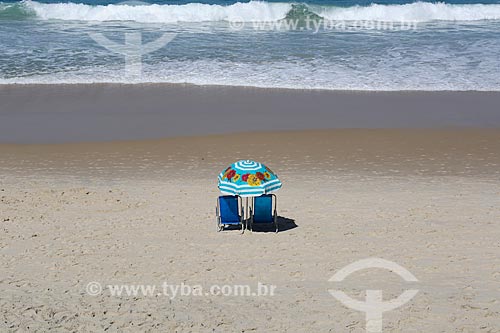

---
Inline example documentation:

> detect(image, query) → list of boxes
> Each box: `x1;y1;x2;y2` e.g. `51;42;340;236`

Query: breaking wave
3;1;500;23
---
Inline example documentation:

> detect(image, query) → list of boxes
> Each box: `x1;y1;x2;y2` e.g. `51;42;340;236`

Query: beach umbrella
218;160;282;197
218;160;282;223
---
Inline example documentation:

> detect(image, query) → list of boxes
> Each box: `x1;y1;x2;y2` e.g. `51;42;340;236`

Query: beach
2;0;500;330
1;104;500;331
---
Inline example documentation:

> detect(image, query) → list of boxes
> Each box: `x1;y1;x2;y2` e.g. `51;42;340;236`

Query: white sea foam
2;58;500;91
23;0;292;23
20;0;500;23
315;2;500;22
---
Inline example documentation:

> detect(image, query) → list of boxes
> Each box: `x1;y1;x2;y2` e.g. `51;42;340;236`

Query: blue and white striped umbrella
218;160;282;197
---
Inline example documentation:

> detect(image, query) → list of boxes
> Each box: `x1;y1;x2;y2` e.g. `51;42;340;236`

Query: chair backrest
219;196;240;223
253;195;274;223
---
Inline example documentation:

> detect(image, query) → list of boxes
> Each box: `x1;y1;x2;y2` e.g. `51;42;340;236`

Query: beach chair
249;194;278;233
216;195;244;233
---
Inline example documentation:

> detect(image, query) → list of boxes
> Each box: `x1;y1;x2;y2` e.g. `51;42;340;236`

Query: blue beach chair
250;194;278;233
216;195;244;233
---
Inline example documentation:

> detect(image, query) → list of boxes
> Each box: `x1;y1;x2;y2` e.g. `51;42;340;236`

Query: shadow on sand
250;216;298;233
219;216;297;233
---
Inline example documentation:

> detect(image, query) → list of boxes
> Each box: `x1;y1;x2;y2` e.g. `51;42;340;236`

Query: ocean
1;0;500;90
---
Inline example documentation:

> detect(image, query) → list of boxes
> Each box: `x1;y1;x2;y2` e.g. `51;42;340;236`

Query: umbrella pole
245;197;249;224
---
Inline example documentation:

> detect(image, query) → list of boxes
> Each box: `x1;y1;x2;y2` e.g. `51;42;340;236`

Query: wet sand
1;84;500;143
0;129;499;179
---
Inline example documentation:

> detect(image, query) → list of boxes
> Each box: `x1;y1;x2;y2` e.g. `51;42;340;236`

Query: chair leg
274;212;278;233
216;206;222;232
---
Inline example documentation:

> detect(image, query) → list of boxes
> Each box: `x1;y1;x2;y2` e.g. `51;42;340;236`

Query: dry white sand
1;130;499;332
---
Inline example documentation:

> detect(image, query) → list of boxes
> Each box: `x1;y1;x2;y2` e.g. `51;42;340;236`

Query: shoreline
3;82;500;93
1;84;500;143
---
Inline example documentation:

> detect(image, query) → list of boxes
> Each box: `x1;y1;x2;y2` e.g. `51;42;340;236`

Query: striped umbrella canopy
218;160;282;197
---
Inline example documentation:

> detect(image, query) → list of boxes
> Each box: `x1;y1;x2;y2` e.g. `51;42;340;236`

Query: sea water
1;0;500;90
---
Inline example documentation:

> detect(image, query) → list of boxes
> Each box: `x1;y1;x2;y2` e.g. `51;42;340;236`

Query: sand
1;129;499;332
2;84;500;143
